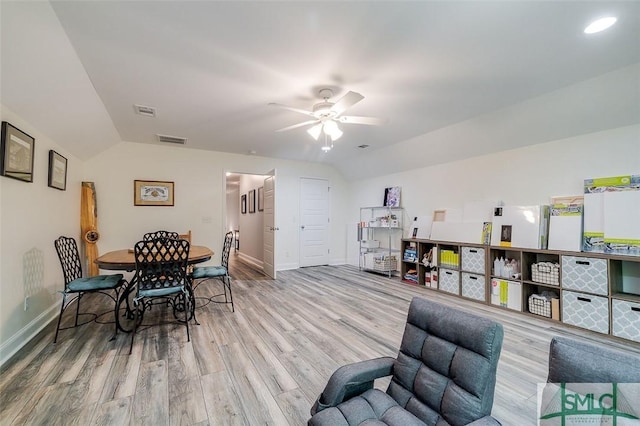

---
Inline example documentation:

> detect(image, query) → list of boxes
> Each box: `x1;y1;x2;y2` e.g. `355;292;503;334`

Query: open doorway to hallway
225;171;272;279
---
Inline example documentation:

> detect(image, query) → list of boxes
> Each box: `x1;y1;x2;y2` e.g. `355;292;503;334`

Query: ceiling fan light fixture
323;120;343;141
307;123;322;140
584;16;617;34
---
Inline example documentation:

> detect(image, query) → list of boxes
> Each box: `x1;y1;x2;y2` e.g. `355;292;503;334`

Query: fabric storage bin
562;290;609;334
562;256;608;295
461;272;485;301
461;247;485;274
439;269;459;295
612;299;640;343
531;262;559;286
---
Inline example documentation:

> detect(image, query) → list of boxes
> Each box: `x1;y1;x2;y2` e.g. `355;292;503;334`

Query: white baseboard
0;303;58;367
277;262;298;271
237;252;264;271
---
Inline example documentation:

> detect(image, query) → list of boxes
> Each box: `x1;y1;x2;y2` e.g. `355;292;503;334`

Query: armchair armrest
311;357;395;416
467;415;502;426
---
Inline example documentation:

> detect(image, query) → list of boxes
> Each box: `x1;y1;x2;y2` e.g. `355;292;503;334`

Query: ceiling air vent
134;104;157;117
156;134;187;145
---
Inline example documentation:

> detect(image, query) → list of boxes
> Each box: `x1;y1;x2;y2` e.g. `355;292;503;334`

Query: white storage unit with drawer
562;256;608;296
562;290;609;334
461;247;485;274
611;299;640;343
461;272;485;301
439;269;460;295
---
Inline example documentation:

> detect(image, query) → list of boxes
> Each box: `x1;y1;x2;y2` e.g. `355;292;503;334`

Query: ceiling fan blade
331;91;364;116
338;116;388;125
275;119;319;132
269;102;315;117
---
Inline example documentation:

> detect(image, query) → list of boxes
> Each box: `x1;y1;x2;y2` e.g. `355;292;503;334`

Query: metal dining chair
130;237;192;353
191;231;235;312
53;236;127;342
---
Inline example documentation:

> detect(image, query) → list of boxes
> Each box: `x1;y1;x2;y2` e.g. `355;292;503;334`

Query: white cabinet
359;206;404;277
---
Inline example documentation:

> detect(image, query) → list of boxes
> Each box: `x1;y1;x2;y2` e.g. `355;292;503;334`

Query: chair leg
110;287;120;341
130;299;139;355
53;294;67;343
185;290;190;342
74;292;83;326
227;276;234;313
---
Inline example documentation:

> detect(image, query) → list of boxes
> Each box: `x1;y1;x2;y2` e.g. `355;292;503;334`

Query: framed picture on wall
48;150;67;190
249;189;256;213
134;180;174;206
383;186;401;207
258;186;264;211
1;121;35;183
241;194;247;214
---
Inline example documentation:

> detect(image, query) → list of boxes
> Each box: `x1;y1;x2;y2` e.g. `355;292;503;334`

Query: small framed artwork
134;180;174;206
258;186;264;211
1;121;35;183
241;194;247;214
48;150;67;190
248;189;256;213
383;186;401;207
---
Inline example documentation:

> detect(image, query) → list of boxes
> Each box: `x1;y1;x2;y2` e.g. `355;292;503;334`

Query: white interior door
300;177;330;267
263;175;276;278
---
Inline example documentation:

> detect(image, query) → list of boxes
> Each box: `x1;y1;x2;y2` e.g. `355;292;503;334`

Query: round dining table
95;245;213;332
95;245;214;271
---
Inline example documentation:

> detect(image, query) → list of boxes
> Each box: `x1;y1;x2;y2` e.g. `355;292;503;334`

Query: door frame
223;168;276;275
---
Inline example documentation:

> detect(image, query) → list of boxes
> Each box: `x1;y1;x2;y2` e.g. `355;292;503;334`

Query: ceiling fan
269;89;386;149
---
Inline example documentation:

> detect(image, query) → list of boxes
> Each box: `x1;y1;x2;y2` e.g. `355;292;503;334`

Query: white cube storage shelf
461;247;485;274
439;269;460;295
562;256;608;296
461;273;485;301
401;238;640;343
562;290;609;334
612;299;640;343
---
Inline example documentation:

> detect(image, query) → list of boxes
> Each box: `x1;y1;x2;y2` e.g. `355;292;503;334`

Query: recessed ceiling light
584;17;617;34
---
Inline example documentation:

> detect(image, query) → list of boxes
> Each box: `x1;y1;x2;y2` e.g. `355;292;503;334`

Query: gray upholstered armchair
547;336;640;383
309;297;504;426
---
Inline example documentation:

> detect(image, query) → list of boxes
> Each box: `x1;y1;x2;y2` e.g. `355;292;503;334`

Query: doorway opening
225;171;275;279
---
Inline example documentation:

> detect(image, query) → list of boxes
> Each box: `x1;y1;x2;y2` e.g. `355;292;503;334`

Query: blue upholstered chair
53;236;126;342
191;231;234;312
309;297;504;426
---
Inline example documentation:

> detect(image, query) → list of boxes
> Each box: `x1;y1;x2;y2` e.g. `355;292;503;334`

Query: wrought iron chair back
54;236;84;284
134;237;190;291
53;236;125;343
221;231;233;270
143;230;180;241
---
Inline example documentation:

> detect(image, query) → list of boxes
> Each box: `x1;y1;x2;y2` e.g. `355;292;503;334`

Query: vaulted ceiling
2;1;639;180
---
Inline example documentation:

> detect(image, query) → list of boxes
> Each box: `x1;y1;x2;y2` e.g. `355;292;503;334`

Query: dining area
52;230;235;353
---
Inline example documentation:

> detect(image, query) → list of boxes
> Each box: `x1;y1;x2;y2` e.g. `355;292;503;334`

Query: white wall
0;105;83;364
346;124;640;264
82;141;350;273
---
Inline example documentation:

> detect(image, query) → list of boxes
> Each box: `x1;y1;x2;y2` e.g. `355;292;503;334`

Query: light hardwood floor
1;264;639;425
